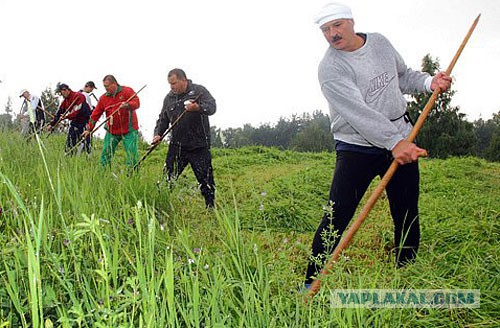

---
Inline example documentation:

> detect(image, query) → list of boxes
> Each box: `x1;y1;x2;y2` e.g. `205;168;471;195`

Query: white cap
19;89;28;97
314;2;353;26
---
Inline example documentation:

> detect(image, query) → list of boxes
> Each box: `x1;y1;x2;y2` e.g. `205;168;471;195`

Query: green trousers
100;130;138;167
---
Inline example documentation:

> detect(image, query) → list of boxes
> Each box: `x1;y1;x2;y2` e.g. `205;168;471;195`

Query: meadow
0;131;498;327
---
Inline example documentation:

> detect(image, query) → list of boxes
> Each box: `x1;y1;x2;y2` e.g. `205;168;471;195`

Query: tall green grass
0;131;498;327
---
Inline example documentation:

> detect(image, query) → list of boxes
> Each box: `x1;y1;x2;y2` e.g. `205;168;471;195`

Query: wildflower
260;191;267;197
188;258;195;265
127;218;134;225
259;204;264;211
203;264;209;270
283;238;289;244
193;248;201;254
166;246;171;250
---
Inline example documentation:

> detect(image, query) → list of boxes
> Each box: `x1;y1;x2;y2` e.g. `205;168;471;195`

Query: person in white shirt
19;89;45;137
78;81;98;153
80;81;98;110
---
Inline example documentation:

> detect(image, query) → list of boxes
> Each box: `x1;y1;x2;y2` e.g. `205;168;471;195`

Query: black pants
305;151;420;285
65;124;90;155
34;119;44;132
164;145;215;208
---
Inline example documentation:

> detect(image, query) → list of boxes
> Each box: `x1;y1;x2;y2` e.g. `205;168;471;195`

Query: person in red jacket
48;83;91;154
82;75;140;167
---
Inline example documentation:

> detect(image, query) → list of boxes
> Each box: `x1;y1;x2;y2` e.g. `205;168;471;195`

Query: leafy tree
4;96;13;115
41;87;60;117
485;132;500;162
473;114;499;158
210;126;224;148
251;123;275;147
0;114;13;130
0;97;14;130
231;124;256;148
407;54;477;158
217;111;334;151
222;126;253;148
492;111;500;125
290;110;333;152
481;111;500;161
220;127;238;148
273;115;302;148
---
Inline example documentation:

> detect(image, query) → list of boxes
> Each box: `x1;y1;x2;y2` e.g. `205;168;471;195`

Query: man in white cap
19;89;46;137
304;3;452;288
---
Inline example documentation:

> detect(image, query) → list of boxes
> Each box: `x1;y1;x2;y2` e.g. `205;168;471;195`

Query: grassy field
0;131;498;327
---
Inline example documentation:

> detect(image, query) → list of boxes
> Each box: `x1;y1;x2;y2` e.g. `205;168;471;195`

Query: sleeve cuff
388;136;405;151
424;76;433;92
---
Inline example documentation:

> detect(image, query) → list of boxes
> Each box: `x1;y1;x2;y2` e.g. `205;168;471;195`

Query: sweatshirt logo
365;72;395;104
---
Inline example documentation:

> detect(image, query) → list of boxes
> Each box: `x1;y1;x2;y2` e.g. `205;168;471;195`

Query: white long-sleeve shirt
21;94;43;122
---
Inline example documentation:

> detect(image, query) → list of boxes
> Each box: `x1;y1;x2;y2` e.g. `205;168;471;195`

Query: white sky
1;0;499;141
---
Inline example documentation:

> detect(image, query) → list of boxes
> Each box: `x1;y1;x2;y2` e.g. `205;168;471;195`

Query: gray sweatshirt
318;33;430;150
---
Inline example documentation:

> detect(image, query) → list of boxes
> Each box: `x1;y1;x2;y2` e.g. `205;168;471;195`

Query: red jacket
89;85;140;135
51;91;90;126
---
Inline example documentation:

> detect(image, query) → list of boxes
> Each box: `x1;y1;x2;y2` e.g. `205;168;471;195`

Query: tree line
208;108;499;161
2;55;499;161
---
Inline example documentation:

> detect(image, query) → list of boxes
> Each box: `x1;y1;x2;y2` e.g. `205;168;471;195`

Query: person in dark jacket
48;83;91;154
152;68;216;208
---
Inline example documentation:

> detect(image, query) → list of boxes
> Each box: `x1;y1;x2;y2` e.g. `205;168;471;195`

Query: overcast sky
1;0;498;141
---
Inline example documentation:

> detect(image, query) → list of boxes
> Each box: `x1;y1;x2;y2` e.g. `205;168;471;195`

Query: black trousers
65;124;90;154
164;145;215;207
305;151;420;285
